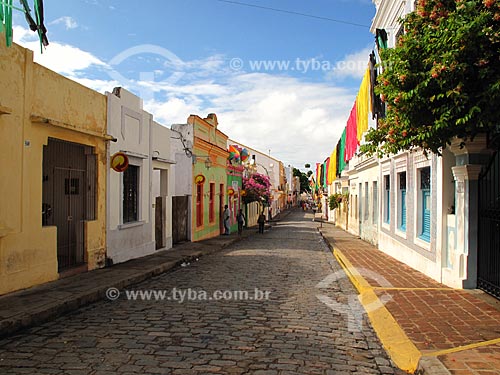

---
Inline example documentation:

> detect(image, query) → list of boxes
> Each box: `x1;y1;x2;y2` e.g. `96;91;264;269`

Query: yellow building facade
189;114;229;241
0;41;108;295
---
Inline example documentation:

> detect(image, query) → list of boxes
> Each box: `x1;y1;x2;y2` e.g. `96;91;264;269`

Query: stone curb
415;356;452;375
317;226;455;375
317;227;421;374
0;235;244;339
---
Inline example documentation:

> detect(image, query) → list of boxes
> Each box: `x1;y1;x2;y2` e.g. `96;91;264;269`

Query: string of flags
0;0;48;51
315;44;386;190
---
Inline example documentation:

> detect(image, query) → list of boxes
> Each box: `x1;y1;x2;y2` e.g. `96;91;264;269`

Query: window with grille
123;165;139;223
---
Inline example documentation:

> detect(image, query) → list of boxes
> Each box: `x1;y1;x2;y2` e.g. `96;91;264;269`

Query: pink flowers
242;173;272;204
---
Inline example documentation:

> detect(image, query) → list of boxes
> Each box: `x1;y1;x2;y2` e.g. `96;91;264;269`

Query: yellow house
189;114;229;241
0;41;109;295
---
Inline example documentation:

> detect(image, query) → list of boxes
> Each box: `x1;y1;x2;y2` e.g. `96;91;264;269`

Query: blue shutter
385;189;390;224
420;189;431;242
400;189;406;231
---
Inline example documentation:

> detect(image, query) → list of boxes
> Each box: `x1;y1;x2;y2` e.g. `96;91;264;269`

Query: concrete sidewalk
319;222;500;375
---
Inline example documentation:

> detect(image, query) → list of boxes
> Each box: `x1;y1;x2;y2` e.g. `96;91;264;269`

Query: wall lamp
192;154;212;169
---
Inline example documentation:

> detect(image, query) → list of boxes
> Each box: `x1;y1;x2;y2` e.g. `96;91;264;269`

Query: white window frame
396;171;407;236
372;181;378;225
383;174;391;227
413;154;431;250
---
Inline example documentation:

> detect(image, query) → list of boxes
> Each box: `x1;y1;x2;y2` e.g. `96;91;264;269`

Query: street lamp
192;154;212;170
246;159;270;176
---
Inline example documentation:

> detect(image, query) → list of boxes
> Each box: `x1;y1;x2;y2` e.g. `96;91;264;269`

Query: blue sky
13;0;377;169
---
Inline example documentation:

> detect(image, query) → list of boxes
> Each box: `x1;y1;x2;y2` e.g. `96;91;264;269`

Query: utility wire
213;0;370;28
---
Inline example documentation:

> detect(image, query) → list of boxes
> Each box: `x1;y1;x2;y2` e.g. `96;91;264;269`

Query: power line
213;0;370;28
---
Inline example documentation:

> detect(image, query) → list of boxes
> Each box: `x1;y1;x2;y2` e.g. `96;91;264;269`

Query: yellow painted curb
372;287;451;291
427;337;500;357
332;247;422;373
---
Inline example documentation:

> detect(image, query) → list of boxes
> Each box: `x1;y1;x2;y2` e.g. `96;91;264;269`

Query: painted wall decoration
194;174;206;184
111;152;129;172
228;145;240;162
240;148;249;162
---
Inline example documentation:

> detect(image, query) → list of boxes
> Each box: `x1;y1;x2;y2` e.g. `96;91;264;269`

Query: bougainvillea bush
242;173;271;205
362;0;500;157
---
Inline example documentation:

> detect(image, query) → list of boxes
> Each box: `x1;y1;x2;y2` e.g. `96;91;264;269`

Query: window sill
414;236;431;250
396;228;407;239
0;104;12;115
118;221;145;230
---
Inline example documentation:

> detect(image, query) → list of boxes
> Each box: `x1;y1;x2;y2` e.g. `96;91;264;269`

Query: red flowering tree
362;0;500;156
242;173;271;205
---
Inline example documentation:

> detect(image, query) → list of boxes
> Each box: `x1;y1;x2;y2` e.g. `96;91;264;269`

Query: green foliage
361;0;500;157
329;193;343;210
293;168;311;193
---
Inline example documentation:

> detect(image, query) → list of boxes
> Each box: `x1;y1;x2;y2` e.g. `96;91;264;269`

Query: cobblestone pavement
0;210;405;375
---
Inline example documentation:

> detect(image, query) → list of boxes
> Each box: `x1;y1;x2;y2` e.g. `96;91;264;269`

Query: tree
242;173;271;205
361;0;500;157
293;168;311;193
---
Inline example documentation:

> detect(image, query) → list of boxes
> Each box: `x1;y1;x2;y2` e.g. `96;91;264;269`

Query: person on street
223;205;230;235
236;209;245;236
257;211;266;234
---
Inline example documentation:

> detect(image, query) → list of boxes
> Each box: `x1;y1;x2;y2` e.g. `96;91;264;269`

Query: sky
12;0;377;170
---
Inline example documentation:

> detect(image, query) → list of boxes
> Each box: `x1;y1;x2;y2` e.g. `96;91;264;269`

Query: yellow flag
356;67;370;141
328;148;337;185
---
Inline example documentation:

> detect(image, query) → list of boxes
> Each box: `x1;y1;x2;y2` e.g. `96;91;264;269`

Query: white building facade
106;88;174;264
370;0;497;290
170;122;194;243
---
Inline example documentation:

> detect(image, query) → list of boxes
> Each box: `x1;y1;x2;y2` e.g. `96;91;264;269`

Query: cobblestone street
0;210;403;375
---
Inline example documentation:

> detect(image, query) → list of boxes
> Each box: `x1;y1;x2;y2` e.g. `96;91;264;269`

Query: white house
228;140;283;222
370;0;498;292
106;87;174;264
170;122;193;243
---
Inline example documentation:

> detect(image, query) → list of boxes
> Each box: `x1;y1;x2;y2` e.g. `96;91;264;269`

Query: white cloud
143;72;354;168
12;27;358;168
328;46;372;80
70;77;120;94
50;16;78;30
13;26;108;75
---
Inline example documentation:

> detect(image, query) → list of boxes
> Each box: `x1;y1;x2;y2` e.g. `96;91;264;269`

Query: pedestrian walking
223;205;230;235
257;211;266;234
236;209;245;236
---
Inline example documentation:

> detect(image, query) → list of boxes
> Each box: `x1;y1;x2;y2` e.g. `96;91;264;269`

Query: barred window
123;165;139;223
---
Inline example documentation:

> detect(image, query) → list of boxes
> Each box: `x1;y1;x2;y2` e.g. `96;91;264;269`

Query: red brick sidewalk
320;224;500;375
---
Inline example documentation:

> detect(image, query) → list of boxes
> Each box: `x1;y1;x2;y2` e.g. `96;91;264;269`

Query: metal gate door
54;167;86;270
478;150;500;298
155;196;163;249
172;196;188;244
